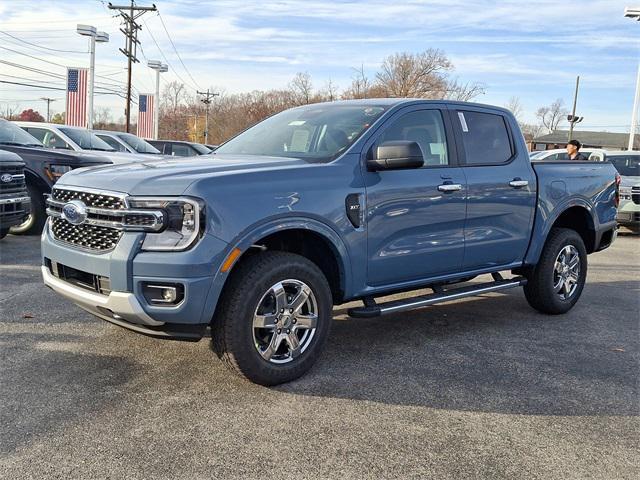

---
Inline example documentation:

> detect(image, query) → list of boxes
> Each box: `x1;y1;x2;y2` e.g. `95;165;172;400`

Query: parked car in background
93;130;163;156
0;119;109;234
0;150;30;239
590;150;640;233
148;139;211;157
529;148;594;161
14;122;151;164
41;99;619;386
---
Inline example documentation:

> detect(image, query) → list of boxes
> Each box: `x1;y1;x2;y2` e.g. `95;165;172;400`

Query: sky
0;0;638;132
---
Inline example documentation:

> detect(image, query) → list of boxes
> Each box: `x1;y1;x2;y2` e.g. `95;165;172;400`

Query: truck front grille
51;217;122;251
49;187;126;252
632;186;640;205
0;165;26;195
52;187;125;209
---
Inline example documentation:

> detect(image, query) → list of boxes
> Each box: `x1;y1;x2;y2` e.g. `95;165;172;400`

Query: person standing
566;140;588;160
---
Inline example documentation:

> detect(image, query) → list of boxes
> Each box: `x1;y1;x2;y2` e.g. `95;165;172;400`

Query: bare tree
536;99;567;133
445;79;485;101
343;64;372;99
375;49;452;98
504;96;524;122
321;78;338;102
289;72;313;105
93;107;113;129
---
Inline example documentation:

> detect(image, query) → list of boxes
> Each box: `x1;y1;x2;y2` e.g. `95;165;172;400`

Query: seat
404;127;442;165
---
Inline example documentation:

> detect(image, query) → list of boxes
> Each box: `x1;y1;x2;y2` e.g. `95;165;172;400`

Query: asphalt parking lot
0;234;638;479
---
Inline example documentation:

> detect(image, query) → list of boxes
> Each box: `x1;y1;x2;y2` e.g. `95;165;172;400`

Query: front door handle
438;183;463;192
509;178;529;188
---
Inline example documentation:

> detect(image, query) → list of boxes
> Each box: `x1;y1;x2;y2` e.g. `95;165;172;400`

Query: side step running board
348;276;527;318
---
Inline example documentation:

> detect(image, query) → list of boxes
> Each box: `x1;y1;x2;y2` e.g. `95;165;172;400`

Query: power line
141;16;196;91
0;30;88;54
157;12;201;91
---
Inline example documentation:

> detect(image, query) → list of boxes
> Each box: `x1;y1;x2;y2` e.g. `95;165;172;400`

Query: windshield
608;155;640;177
0;120;44;147
214;104;388;162
116;133;161;154
529;151;544;159
59;127;115;151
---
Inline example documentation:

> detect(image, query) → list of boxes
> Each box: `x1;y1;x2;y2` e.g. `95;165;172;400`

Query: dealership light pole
148;60;168;140
624;7;640;150
77;24;109;129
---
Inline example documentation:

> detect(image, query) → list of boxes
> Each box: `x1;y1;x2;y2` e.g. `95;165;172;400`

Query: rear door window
457;111;513;165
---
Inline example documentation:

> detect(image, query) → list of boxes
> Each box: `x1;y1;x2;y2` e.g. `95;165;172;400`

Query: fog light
142;283;184;306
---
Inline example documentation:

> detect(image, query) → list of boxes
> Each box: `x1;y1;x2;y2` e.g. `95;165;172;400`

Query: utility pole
40;97;56;122
567;76;583;142
197;89;219;144
624;7;640;150
108;1;157;133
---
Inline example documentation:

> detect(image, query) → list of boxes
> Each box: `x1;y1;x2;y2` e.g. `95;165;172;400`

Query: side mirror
367;141;424;171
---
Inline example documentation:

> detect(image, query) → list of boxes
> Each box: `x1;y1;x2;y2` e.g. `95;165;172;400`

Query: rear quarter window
457;111;513;165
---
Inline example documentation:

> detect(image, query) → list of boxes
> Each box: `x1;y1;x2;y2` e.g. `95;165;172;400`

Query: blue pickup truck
41;99;619;385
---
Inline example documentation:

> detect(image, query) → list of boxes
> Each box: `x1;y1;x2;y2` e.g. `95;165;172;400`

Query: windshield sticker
458;112;469;132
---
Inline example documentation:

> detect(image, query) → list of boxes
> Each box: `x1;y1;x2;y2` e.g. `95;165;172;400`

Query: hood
0;144;109;167
86;150;157;164
620;176;640;188
57;154;310;195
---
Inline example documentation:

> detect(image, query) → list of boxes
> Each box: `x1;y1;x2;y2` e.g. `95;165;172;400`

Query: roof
534;130;639;149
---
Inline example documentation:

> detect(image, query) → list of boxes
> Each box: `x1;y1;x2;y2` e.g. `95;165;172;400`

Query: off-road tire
524;227;587;314
212;251;332;386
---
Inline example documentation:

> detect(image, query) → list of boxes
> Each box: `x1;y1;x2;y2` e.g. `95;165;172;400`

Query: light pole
40;97;56;122
624;7;640;150
567;76;583;142
77;24;109;129
147;60;168;140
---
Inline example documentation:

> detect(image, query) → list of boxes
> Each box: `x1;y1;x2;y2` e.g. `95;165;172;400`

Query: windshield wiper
85;147;115;152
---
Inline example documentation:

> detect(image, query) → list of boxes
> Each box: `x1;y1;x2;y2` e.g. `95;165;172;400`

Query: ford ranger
41;99;619;385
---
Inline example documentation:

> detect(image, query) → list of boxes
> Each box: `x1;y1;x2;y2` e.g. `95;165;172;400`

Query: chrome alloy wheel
252;279;318;364
553;245;580;300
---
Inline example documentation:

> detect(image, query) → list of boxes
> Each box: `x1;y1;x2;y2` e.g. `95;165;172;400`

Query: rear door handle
509;179;529;188
438;183;463;192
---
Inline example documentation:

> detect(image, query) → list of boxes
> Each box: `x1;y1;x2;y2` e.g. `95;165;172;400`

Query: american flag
65;68;88;127
136;94;154;139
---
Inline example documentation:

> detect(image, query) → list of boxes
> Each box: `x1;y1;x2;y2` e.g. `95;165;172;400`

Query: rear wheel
0;228;8;240
524;227;587;314
10;183;46;235
212;251;332;386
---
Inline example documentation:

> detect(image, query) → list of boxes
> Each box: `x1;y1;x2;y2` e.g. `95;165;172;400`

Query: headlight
126;197;204;251
44;164;72;182
619;186;631;195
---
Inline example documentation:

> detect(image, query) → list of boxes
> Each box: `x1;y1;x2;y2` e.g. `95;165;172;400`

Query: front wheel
524;227;588;314
212;251;332;386
10;183;46;235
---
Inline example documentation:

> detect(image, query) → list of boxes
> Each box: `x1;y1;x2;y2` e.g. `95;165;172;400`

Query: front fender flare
201;216;353;322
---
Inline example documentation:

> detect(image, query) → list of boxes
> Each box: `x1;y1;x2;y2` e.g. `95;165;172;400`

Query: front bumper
41;219;230;337
0;194;30;229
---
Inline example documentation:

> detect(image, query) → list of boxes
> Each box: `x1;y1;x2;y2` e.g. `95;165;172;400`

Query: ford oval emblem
61;200;88;226
0;173;12;183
